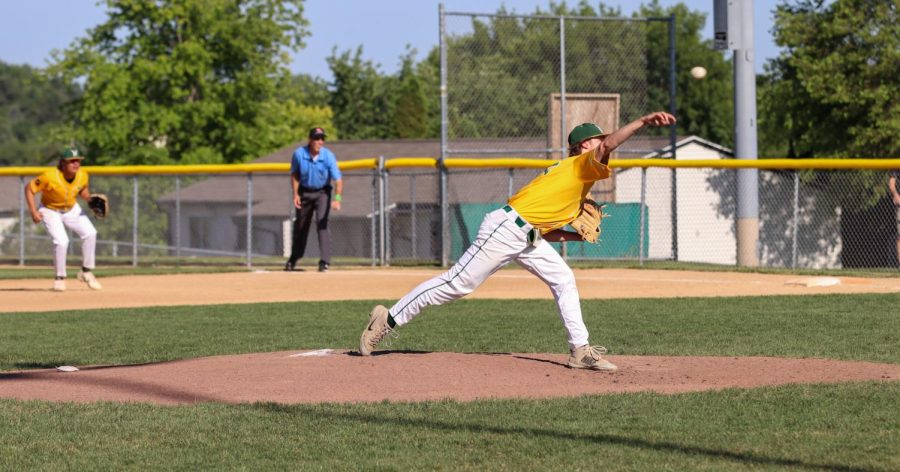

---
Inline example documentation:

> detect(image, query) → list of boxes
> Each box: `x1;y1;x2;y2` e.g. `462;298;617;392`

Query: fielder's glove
570;199;607;244
88;193;109;219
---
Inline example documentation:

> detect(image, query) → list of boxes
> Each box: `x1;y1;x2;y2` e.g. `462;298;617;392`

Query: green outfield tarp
450;202;648;261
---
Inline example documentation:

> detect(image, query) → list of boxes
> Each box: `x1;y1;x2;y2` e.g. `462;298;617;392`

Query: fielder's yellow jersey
507;147;610;233
29;168;89;211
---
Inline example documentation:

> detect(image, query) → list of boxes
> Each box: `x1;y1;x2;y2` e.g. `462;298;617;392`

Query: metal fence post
132;176;139;267
175;175;181;260
668;13;679;261
246;172;253;267
508;168;514;198
18;176;25;266
385;167;392;265
792;170;799;269
639;167;648;266
378;156;386;266
371;167;377;266
440;165;449;267
439;4;449;267
411;174;417;260
559;15;567;157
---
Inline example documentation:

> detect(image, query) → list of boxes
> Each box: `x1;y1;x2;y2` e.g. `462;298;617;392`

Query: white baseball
690;66;707;79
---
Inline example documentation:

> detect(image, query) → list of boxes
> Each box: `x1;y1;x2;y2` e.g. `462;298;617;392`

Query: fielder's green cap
567;123;606;146
59;147;85;160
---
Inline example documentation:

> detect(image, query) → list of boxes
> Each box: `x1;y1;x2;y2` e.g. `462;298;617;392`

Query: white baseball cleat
52;279;66;292
568;344;618;371
77;271;102;290
359;305;393;356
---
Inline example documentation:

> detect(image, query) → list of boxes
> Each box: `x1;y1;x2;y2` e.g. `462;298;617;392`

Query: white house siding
614;140;735;264
674;143;736;265
615;166;673;260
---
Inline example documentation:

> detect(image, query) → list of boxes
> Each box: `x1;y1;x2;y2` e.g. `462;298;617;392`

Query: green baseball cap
567;123;606;146
59;147;85;160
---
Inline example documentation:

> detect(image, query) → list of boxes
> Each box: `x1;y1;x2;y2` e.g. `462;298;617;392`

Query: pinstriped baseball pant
39;204;97;278
388;207;590;349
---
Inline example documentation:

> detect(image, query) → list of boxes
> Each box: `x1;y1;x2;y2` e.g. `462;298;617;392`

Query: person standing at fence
24;147;102;292
284;127;343;272
359;111;677;370
890;170;900;265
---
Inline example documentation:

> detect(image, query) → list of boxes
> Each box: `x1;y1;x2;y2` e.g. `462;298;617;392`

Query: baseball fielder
360;112;677;370
24;147;103;292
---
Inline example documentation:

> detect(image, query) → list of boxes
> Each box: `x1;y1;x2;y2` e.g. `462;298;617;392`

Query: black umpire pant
289;187;332;266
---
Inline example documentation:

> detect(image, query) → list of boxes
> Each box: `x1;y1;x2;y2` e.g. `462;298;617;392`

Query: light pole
715;0;759;266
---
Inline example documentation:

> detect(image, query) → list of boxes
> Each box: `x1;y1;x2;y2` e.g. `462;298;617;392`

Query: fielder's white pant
39;204;97;278
389;206;590;349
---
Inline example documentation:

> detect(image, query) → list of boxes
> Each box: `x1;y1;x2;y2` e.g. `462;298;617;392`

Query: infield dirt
3;267;899;313
2;268;898;404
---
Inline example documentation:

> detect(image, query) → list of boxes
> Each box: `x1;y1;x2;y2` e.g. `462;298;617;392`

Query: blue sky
0;0;780;79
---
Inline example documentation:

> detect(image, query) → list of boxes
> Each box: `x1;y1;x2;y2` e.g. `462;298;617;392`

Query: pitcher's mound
1;350;897;405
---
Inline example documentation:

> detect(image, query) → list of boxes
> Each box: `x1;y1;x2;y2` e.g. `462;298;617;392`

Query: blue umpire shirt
291;145;342;190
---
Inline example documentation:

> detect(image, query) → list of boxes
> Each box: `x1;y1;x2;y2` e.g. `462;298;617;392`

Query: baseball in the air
690;66;707;79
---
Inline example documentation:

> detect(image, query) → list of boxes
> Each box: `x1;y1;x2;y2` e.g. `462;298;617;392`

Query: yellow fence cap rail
3;157;899;177
338;158;378;171
386;158;438;169
611;158;900;170
443;158;556;169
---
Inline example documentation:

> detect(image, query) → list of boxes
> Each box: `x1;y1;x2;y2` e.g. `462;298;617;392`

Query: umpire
285;127;343;272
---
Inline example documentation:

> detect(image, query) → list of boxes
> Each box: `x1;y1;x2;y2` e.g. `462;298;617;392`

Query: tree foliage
326;47;395;140
49;0;316;165
322;1;733;146
0;61;80;166
637;1;733;146
759;0;898;159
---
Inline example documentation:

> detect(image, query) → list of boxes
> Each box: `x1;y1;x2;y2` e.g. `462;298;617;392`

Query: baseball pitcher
361;112;677;371
24;147;104;291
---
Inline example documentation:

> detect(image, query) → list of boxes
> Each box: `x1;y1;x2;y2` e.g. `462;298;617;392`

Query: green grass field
1;294;898;470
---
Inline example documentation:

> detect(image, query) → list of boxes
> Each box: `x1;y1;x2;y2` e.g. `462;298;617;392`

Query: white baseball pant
39;204;97;278
389;206;590;349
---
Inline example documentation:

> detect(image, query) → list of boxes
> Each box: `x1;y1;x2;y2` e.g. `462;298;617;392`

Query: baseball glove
88;193;109;219
570;199;607;244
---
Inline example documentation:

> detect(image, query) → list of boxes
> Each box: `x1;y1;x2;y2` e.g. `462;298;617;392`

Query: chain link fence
3;164;898;271
440;9;669;158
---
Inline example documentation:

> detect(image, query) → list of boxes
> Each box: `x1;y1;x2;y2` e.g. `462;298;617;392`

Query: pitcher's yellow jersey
507;148;610;233
29;168;89;211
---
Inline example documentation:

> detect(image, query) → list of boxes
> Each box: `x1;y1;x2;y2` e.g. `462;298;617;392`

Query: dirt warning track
2;267;898;313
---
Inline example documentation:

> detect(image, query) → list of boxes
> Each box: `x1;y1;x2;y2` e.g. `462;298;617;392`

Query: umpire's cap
59;147;85;161
308;127;327;139
567;123;606;146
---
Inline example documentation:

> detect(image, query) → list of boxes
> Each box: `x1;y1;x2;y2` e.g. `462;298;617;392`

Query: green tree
392;48;429;139
280;73;330;107
327;47;395;140
760;0;898;159
49;0;311;165
323;1;732;145
325;45;439;140
427;1;732;144
637;1;733;147
0;61;80;166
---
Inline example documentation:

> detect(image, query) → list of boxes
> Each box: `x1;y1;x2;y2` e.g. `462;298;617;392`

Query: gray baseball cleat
359;305;392;356
568;344;618;371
